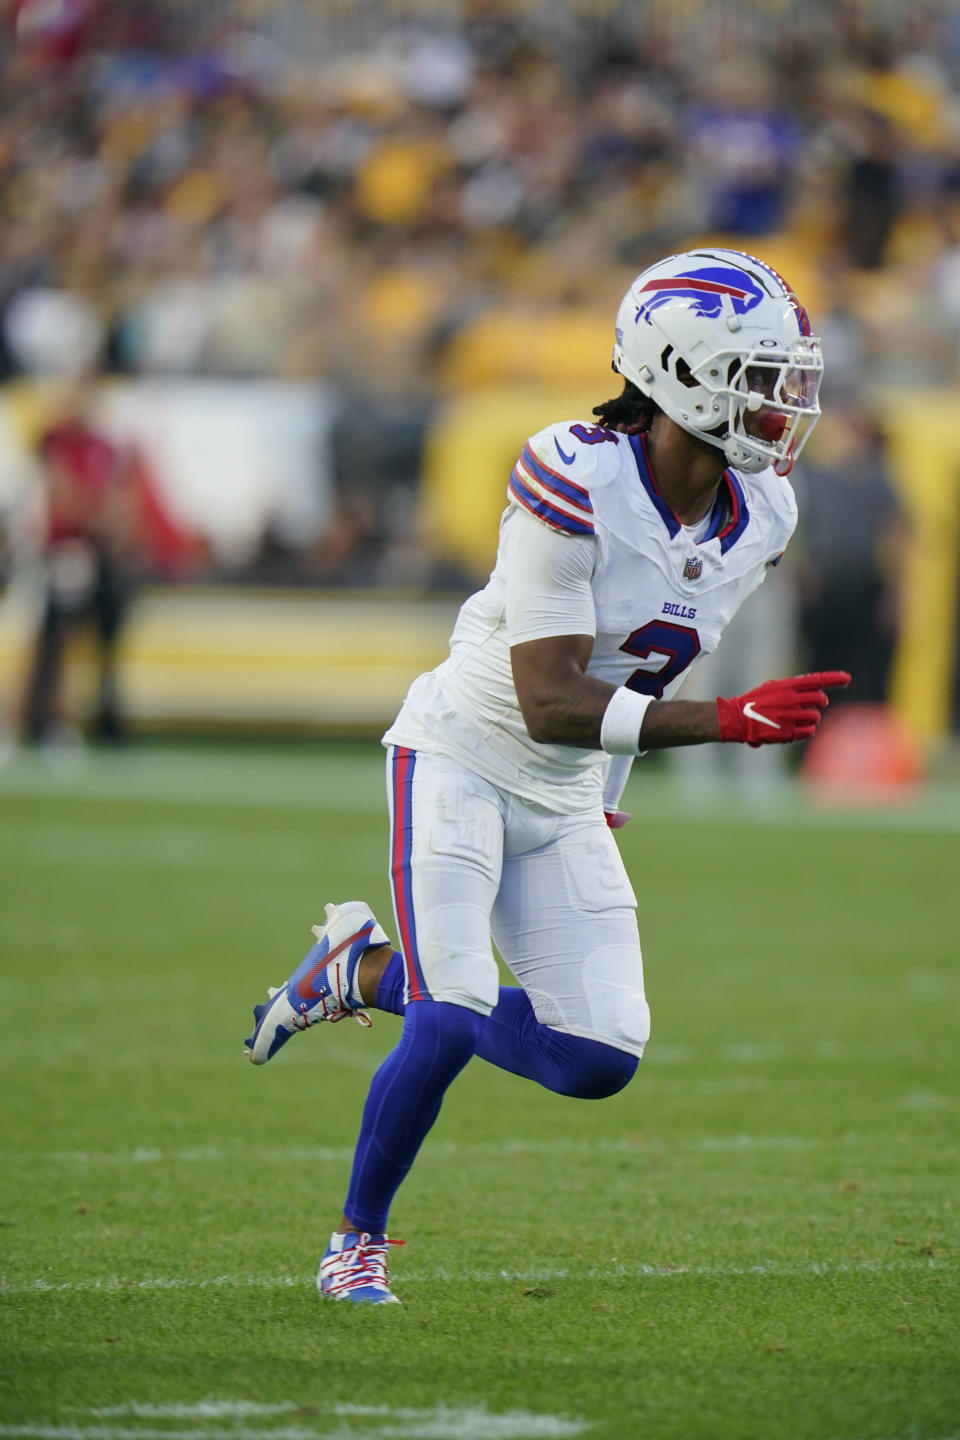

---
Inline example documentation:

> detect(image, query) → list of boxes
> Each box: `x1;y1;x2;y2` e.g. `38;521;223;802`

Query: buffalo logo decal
636;266;765;325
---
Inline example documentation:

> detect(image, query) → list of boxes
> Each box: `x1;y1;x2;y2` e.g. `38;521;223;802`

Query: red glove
604;809;631;829
716;671;851;747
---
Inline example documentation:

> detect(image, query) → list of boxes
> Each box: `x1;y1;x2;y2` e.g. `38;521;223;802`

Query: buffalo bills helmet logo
635;266;765;326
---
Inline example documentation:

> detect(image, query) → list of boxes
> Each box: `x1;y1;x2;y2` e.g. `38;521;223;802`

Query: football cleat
318;1230;404;1304
243;901;389;1066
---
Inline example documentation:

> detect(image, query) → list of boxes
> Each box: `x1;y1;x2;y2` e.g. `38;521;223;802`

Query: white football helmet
612;248;823;475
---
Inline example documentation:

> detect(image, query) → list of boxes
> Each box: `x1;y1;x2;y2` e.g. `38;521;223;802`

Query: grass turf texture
0;743;957;1440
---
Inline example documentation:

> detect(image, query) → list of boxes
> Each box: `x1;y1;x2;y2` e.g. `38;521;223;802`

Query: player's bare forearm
521;689;722;752
528;675;621;747
511;634;614;746
638;700;721;749
512;634;720;750
530;692;721;751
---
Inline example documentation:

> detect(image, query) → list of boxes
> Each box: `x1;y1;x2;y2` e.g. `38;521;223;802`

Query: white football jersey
384;419;797;812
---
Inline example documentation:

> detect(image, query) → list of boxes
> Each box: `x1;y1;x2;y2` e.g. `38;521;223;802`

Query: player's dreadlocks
591;376;659;435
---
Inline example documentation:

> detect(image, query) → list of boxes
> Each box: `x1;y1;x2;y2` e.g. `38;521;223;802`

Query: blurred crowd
2;0;960;388
2;0;958;739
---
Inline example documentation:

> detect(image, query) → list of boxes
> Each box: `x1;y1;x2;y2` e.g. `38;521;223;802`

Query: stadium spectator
17;378;193;744
685;60;800;237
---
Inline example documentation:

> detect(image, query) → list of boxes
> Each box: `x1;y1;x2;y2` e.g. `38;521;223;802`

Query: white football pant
386;746;650;1058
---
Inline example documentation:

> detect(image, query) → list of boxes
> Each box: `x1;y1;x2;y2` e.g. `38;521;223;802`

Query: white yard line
78;1406;590;1437
0;1407;591;1440
76;1410;310;1420
1;1256;948;1297
0;1431;324;1439
77;1409;306;1420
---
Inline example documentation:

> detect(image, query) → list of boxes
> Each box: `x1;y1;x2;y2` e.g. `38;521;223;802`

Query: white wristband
600;686;653;755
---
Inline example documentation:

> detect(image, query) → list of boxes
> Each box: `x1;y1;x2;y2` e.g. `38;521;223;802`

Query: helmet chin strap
723;426;796;475
722;434;769;473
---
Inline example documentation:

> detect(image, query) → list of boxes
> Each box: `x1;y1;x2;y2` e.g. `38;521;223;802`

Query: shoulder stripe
514;455;595;522
521;444;593;508
509;473;595;536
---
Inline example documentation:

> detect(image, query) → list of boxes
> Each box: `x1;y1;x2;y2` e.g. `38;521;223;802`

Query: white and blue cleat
318;1230;404;1304
244;901;389;1065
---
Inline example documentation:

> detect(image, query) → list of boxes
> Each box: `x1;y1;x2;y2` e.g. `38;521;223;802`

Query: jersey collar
626;432;750;555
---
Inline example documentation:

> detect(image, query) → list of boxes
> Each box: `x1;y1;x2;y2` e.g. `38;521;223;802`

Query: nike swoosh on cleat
742;701;780;729
554;438;576;465
296;922;375;1000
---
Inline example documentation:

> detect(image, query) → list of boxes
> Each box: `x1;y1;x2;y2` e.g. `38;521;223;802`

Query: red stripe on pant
390;746;428;1002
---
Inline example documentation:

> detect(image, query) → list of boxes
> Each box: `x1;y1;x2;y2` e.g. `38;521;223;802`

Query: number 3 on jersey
620;620;701;699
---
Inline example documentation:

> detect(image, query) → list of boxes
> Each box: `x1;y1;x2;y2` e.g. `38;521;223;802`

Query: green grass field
1;743;958;1440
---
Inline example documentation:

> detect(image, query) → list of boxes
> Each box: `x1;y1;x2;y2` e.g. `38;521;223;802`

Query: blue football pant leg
373;957;636;1100
343;1000;481;1234
473;985;638;1099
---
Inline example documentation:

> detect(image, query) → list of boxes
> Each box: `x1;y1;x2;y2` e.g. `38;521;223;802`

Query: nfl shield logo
683;555;702;581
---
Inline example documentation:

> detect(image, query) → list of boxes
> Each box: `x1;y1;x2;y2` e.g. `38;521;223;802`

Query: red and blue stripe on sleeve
508;442;595;536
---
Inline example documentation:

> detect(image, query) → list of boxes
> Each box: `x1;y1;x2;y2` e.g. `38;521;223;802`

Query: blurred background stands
0;0;957;749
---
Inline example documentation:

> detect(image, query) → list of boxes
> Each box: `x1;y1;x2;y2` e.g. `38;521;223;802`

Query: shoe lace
329;1235;405;1296
331;1006;373;1029
291;964;374;1030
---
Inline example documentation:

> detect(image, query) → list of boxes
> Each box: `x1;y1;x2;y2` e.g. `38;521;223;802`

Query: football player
245;248;850;1303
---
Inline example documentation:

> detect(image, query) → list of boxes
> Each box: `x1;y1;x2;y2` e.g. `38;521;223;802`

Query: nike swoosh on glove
716;671;851;747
